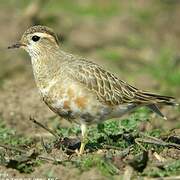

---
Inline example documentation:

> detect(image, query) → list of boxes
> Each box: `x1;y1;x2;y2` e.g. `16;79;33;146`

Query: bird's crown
23;25;59;44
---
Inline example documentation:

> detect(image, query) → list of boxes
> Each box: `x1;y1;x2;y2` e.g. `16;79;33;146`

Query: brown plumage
66;59;176;106
8;25;178;154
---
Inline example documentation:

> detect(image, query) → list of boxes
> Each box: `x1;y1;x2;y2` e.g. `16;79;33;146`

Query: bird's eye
32;35;40;42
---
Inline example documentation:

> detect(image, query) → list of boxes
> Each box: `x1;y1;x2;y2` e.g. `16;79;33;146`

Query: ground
0;0;180;179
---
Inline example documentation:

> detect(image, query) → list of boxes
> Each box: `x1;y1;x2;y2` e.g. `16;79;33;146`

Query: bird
8;25;178;155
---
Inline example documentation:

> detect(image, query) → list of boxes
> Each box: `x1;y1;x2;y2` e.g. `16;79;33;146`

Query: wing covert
66;59;138;105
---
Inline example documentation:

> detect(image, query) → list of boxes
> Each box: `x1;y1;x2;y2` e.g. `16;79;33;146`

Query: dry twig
135;133;180;150
0;143;26;154
29;116;59;138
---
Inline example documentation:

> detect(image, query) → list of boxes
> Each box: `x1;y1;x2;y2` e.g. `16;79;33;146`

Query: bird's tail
141;92;178;106
135;92;178;119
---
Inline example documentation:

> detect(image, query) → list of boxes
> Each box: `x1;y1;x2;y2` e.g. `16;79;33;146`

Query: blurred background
0;0;179;142
0;0;180;178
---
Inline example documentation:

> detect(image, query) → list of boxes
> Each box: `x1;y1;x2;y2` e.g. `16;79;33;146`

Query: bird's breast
41;79;111;123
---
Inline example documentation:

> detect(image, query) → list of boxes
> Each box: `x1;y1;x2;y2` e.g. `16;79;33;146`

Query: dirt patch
0;1;179;179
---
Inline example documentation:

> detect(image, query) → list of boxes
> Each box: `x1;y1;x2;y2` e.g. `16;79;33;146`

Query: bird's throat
31;54;61;93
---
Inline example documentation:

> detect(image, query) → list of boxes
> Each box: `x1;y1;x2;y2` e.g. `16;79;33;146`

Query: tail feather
136;92;178;106
136;92;179;119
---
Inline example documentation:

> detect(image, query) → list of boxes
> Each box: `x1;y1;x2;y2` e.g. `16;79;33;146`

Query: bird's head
8;25;59;58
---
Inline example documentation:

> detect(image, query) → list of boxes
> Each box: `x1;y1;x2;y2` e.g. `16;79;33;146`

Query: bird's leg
79;123;88;155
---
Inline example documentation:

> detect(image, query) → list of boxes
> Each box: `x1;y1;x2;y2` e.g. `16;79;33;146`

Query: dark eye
32;35;40;42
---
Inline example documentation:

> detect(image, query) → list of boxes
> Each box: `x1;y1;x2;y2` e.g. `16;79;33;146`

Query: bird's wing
66;59;145;106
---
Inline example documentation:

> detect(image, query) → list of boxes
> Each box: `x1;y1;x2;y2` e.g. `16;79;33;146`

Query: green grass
43;0;120;18
56;108;150;149
130;6;156;26
76;154;119;176
0;119;31;146
0;108;179;177
0;0;120;18
149;47;180;87
143;160;180;177
0;119;41;173
99;50;122;61
125;34;148;49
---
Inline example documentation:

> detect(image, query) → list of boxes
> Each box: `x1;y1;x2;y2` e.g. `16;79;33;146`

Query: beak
8;42;26;49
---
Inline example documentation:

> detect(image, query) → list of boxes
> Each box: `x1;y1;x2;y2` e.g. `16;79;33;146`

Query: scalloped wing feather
66;59;141;105
64;59;176;108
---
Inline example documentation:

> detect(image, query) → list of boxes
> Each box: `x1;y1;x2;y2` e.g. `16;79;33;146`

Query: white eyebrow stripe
32;32;53;39
31;32;59;46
